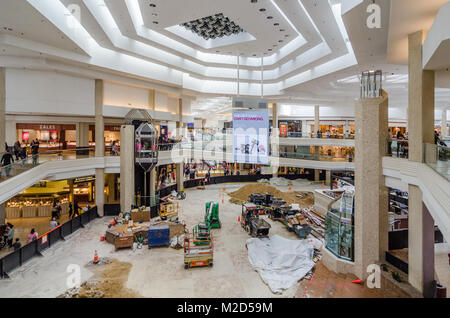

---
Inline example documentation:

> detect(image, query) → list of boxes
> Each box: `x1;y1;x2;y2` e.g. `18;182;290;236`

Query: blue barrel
148;225;170;248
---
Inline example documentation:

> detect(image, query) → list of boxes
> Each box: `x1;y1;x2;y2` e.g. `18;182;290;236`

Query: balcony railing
424;143;449;181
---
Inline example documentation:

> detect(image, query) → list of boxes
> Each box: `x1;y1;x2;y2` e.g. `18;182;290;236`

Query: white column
354;91;389;280
95;79;105;217
120;125;135;212
0;67;5;151
176;163;183;192
407;30;436;297
314;105;320;137
76;123;90;148
441;109;448;137
0;68;5;223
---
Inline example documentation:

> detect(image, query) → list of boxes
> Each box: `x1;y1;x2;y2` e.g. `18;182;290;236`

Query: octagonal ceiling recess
13;0;360;97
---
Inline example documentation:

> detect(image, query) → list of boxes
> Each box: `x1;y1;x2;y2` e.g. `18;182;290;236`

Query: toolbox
148;225;170;248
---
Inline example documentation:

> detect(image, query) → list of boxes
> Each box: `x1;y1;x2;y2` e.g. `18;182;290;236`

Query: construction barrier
0;207;99;279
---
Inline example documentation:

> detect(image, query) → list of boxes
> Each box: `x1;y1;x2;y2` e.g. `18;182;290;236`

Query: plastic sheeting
246;235;316;294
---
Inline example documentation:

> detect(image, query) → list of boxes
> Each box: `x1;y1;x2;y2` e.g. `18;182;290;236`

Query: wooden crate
114;235;134;250
131;211;150;223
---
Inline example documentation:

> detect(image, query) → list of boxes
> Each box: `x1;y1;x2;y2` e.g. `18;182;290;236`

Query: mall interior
0;0;448;299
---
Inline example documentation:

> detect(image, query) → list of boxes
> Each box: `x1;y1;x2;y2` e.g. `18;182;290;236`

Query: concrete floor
0;181;323;298
1;181;438;298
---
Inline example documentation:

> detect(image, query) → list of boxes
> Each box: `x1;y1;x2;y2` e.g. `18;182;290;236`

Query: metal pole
237;55;240;96
144;171;147;206
261;57;264;98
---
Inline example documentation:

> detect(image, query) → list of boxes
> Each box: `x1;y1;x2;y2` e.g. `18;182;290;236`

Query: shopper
49;217;59;231
68;202;73;219
31;139;39;165
73;201;80;218
13;141;21;160
12;238;21;251
1;150;15;177
51;202;59;219
28;228;38;243
6;223;14;249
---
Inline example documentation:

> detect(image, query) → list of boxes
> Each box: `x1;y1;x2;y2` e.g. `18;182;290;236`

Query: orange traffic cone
321;183;325;189
288;186;292;192
238;216;241;223
93;250;99;264
352;279;363;285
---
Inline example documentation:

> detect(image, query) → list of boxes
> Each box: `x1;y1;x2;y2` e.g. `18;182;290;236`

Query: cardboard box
131;211;150;223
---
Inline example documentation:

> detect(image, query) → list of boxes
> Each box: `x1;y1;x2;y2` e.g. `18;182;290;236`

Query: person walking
68;202;73;219
28;228;38;243
31;139;39;165
1;150;15;177
73;201;81;218
49;217;59;231
6;223;14;250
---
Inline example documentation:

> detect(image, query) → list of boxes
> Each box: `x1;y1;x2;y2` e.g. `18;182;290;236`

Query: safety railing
0;207;98;279
424;143;449;181
0;147;95;182
387;139;409;159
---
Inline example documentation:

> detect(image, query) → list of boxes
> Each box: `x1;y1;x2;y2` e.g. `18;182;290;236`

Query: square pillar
0;67;6;151
120;125;135;213
176;163;183;192
354;91;389;280
407;30;436;296
441;109;448;137
314;105;320;137
76;123;90;148
95;79;104;157
325;170;332;187
95;170;105;217
150;169;156;198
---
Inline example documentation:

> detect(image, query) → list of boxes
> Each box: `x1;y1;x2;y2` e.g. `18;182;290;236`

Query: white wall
104;82;149;109
6;69;95;116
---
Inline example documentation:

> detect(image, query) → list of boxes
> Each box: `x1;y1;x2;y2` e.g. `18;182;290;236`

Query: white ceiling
0;0;449;117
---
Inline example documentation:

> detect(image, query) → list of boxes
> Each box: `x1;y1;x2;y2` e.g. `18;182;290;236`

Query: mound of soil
228;184;314;207
59;259;141;298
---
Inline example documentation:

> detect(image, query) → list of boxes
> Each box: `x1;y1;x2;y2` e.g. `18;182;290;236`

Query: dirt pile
59;258;141;298
228;184;314;207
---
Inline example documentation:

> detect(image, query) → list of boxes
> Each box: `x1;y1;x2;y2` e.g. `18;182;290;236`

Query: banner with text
233;110;269;165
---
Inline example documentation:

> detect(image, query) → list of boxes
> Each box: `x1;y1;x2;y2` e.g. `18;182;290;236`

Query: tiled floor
0;214;71;258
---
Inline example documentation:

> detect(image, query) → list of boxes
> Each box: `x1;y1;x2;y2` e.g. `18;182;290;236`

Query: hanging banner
232;110;269;165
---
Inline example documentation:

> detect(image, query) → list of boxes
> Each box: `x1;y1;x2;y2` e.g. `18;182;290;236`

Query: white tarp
246;235;316;294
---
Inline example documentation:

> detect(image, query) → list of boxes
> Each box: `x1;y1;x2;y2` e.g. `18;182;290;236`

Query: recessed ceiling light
280;29;285;32
268;49;272;51
149;3;156;7
278;40;283;43
259;8;266;12
153;21;158;24
267;16;273;19
152;13;158;17
251;0;257;3
274;23;279;26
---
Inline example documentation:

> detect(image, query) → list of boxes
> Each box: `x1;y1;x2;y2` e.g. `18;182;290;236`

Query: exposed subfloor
0;181;415;298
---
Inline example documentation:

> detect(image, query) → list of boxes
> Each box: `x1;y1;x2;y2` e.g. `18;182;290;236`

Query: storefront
16;123;77;150
5;180;71;219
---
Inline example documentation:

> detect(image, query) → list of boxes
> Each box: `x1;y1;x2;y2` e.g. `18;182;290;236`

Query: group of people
1;201;90;253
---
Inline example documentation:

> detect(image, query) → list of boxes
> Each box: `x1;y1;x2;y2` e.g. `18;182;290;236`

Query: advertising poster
232;110;269;165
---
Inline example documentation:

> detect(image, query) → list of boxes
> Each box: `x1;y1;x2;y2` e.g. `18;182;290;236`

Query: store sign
232;110;269;165
74;176;95;184
40;125;56;130
41;235;48;245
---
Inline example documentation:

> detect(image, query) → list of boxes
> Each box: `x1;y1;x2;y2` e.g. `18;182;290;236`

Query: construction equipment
159;201;179;221
293;224;312;239
205;202;221;229
241;203;271;238
184;233;214;269
192;223;211;245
